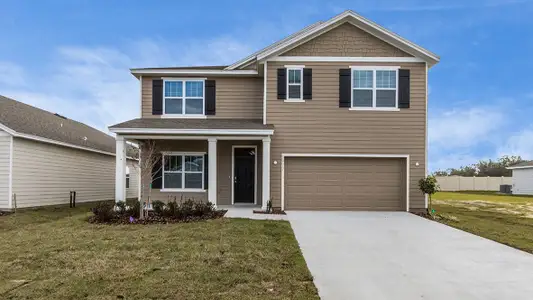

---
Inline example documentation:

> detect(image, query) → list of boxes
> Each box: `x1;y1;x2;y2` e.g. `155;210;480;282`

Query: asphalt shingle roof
0;95;117;154
109;118;274;130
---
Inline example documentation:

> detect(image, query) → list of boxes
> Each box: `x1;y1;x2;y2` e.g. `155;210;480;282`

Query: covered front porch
110;119;274;210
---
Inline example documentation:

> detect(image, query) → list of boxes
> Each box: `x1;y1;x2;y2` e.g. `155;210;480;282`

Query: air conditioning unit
499;184;512;194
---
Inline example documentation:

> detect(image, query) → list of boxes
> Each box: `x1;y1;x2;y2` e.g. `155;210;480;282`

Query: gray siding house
0;96;139;210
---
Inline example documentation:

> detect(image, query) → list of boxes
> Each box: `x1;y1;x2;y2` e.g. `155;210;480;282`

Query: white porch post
208;137;217;207
115;135;127;203
262;136;271;210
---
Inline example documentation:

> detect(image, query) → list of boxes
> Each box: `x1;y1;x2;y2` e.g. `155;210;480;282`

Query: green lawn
0;205;318;299
432;192;533;254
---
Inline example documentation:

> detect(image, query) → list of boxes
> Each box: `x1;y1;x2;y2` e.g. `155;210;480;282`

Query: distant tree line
433;155;523;177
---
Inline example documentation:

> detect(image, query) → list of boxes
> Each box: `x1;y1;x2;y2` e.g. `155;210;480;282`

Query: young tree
134;140;162;219
419;175;440;215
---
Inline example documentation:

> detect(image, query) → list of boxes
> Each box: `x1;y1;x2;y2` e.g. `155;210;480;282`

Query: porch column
115;135;127;203
262;136;271;210
208;137;217;207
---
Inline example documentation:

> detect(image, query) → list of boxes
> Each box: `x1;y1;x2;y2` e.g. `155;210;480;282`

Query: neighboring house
0;96;139;210
508;161;533;195
109;10;440;212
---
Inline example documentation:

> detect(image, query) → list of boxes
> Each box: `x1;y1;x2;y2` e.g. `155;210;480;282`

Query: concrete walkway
287;211;533;300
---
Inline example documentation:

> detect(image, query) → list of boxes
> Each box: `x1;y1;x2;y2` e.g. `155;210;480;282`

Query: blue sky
1;0;532;171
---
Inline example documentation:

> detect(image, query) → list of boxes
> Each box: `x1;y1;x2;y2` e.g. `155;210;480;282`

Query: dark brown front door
233;147;255;203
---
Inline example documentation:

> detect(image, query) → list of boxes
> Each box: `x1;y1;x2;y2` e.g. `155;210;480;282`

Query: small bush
91;202;115;222
126;200;140;217
89;198;226;224
152;200;166;215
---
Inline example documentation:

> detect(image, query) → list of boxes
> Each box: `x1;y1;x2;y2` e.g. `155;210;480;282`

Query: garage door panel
285;157;405;211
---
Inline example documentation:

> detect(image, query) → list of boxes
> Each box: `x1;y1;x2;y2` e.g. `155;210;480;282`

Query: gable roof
507;161;533;170
227;10;440;70
0;95;119;156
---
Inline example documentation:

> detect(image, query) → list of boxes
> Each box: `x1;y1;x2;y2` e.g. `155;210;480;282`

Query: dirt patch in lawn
434;199;533;217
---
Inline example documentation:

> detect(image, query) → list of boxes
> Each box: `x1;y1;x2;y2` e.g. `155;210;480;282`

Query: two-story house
109;10;439;213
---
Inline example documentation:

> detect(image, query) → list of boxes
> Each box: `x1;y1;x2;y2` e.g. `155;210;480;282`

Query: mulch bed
88;210;227;225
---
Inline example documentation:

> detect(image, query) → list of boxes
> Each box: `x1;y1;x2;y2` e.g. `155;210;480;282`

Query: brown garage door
284;157;405;211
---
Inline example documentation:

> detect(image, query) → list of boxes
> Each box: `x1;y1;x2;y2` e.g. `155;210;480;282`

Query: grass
431;191;533;254
0;204;318;299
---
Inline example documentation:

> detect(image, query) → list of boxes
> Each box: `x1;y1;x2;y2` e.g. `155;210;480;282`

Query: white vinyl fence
435;176;512;192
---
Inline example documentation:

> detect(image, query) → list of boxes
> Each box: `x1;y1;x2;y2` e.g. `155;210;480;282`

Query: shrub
178;199;195;218
152;200;166;215
91;202;115;222
114;201;127;215
126;200;140;217
194;201;216;217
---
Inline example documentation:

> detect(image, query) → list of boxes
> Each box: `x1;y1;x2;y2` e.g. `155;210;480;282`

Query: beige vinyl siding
141;76;263;119
267;61;426;211
126;160;140;199
0;131;11;209
281;23;413;57
141;140;263;205
11;138;117;208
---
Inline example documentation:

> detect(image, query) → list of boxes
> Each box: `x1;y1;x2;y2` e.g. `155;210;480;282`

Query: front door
233;147;256;204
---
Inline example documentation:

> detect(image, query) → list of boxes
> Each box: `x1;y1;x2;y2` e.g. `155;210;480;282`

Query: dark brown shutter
398;69;410;109
151;154;163;189
205;80;216;115
277;68;286;99
204;154;209;190
152;79;163;115
303;68;312;100
339;69;351;108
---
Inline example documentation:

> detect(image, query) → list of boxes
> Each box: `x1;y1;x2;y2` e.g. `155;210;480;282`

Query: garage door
284;157;405;211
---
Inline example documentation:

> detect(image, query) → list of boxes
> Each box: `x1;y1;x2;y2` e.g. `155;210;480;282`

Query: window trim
350;66;400;111
160;151;206;192
162;78;206;117
285;65;304;102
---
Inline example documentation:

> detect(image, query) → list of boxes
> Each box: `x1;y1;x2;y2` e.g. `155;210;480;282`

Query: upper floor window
287;68;303;100
352;68;398;110
164;80;204;115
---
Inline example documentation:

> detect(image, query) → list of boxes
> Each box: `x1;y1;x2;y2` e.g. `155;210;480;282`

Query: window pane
185;98;203;114
185;173;203;189
165;98;183;114
185;156;203;172
288;69;301;84
185;81;203;97
353;70;373;88
288;85;301;99
353;90;373;107
164;173;182;189
165;81;183;97
376;71;396;88
376;90;396;107
164;156;182;171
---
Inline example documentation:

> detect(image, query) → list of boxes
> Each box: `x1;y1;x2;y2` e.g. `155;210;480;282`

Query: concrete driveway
287;211;533;300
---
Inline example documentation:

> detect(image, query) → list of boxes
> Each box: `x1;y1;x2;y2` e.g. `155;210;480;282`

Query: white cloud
429;106;505;150
498;128;533;160
0;36;255;134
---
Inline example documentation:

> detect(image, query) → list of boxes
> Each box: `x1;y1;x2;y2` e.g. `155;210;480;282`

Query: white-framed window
351;67;398;110
163;79;205;116
126;166;130;189
286;67;303;101
162;152;204;191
